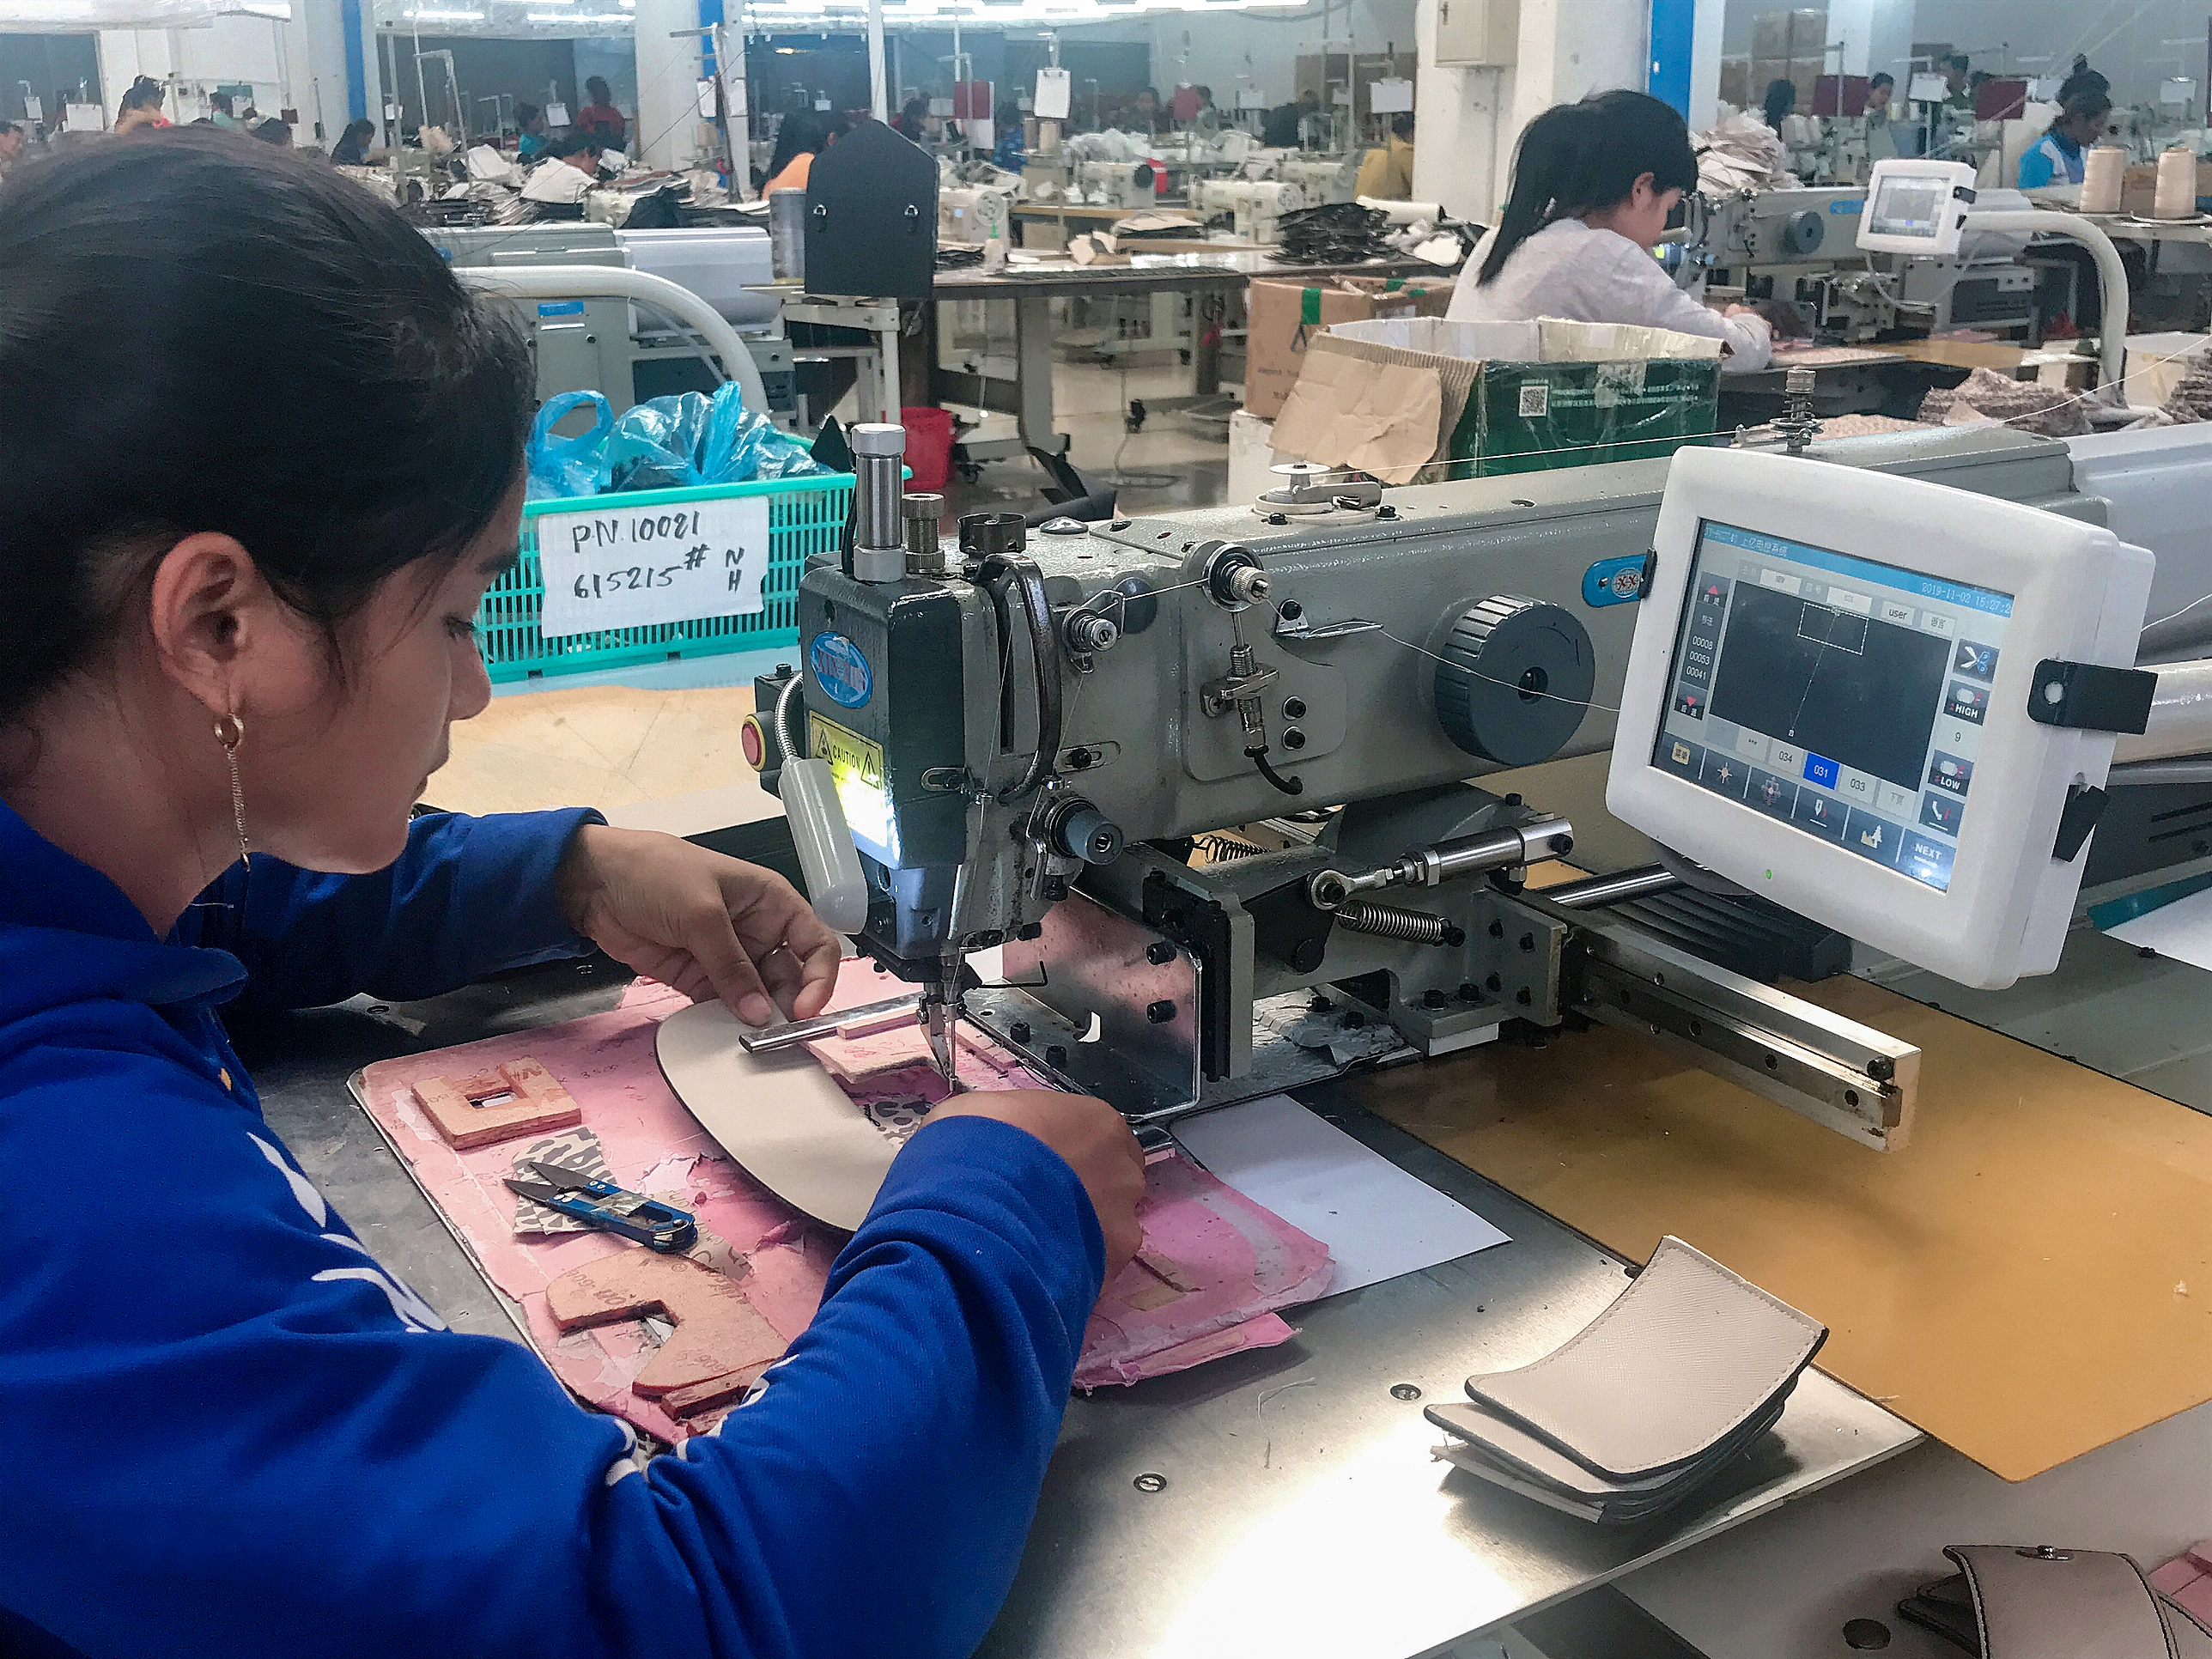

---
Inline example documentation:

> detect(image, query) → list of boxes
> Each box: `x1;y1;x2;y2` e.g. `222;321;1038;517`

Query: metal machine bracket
2027;659;2157;734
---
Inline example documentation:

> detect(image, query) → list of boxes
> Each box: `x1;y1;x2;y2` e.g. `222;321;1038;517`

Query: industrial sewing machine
1678;184;2042;342
1190;178;1310;243
422;222;792;416
752;416;2212;1157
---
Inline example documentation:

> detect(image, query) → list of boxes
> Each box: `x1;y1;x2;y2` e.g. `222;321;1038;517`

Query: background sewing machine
422;222;793;418
1190;178;1310;243
755;416;2212;1158
1674;185;2040;342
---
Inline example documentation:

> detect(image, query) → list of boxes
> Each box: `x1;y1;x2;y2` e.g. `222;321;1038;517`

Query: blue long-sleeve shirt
0;802;1103;1657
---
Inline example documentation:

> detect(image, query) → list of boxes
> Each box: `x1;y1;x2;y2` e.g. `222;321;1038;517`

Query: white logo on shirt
251;1133;448;1334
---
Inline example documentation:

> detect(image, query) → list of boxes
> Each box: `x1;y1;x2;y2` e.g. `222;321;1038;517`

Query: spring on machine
1334;901;1464;946
1191;832;1267;863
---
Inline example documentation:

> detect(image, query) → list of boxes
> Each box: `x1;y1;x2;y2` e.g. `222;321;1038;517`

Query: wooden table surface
1354;974;2212;1482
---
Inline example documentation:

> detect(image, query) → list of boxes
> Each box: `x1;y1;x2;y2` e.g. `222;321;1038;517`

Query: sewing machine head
766;422;2154;1149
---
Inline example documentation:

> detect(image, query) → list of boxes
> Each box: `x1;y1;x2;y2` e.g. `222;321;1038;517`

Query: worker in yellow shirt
1356;112;1414;199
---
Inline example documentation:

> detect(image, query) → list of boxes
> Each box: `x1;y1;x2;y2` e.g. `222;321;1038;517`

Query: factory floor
496;352;1232;698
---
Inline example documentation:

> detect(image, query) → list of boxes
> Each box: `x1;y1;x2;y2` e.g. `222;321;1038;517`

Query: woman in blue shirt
0;130;1142;1659
2018;90;2113;189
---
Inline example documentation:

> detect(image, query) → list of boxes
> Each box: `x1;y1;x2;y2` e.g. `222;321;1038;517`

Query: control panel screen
1650;520;2014;892
1869;176;1943;240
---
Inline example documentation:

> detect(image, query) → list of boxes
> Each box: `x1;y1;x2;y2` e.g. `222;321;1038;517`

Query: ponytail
1480;101;1592;283
1480;89;1700;286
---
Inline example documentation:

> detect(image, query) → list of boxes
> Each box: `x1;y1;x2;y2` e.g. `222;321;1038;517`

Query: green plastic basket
479;473;853;683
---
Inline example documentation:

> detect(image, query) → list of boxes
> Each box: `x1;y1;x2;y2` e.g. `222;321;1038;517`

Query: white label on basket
534;495;771;640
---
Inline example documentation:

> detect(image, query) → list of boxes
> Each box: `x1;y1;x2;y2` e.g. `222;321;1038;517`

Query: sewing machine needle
927;948;964;1091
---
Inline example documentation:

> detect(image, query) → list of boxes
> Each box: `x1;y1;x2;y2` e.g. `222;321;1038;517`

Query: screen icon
1793;790;1848;840
1802;752;1840;790
1749;768;1797;819
1944;681;1988;724
1700;751;1750;799
1953;640;1998;680
1674;688;1706;720
1920;792;1963;833
1659;737;1704;778
1928;750;1973;798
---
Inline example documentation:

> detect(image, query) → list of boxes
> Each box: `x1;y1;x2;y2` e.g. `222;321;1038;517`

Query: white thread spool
2154;144;2198;219
2081;144;2126;214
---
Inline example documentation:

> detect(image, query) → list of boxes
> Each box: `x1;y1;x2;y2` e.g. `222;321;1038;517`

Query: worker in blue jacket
2017;88;2113;189
0;130;1143;1658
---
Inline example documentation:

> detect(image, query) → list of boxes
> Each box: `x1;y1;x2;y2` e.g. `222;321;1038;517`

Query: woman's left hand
556;823;843;1025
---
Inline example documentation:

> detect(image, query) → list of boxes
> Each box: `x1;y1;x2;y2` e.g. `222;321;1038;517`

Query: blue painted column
1648;0;1694;118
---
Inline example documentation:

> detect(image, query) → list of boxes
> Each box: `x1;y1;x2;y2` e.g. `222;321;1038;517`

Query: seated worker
113;76;169;135
762;110;830;194
209;90;240;131
548;127;602;176
0;122;23;175
330;116;376;165
993;100;1026;171
1355;111;1414;198
575;75;625;149
2019;89;2113;188
251;117;289;146
0;131;1143;1658
1447;88;1786;374
1760;76;1796;131
515;101;550;160
894;94;928;142
1262;88;1319;149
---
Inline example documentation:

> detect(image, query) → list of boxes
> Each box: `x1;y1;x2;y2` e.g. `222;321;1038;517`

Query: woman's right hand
933;1090;1145;1287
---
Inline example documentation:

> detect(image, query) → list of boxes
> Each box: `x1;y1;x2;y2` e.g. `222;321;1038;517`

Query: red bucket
900;405;956;493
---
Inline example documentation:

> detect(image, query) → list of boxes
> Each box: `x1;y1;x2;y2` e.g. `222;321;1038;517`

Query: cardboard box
1269;315;1722;484
1242;274;1455;418
2118;160;2212;216
1719;58;1752;110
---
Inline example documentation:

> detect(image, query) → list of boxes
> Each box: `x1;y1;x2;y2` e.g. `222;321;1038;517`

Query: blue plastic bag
525;382;829;501
524;390;615;501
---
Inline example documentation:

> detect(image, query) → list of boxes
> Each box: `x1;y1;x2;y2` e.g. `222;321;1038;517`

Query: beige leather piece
1948;1547;2172;1659
1354;974;2212;1481
1425;1401;1693;1502
1466;1237;1824;1479
2168;1600;2212;1659
658;998;896;1232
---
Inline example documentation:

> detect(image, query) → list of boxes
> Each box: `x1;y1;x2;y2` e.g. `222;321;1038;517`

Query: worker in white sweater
1448;90;1795;374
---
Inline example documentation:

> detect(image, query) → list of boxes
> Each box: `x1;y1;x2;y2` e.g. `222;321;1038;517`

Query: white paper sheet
534;494;769;639
2106;882;2212;973
1171;1094;1510;1297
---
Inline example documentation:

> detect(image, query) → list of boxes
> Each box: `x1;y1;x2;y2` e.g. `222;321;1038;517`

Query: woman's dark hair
1480;89;1698;285
766;112;828;179
2057;68;2111;107
547;127;600;161
515;101;540;129
586;76;611;104
0;131;531;726
1762;77;1796;127
2053;90;2112;137
119;77;163;115
339;117;375;145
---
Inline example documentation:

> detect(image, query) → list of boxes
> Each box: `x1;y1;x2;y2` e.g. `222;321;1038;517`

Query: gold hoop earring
215;713;250;871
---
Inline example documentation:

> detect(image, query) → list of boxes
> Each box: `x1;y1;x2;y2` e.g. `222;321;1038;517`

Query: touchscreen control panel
1650;521;2013;893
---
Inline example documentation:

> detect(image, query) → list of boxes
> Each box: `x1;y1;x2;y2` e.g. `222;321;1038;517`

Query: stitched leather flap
1949;1547;2173;1659
1468;1237;1825;1479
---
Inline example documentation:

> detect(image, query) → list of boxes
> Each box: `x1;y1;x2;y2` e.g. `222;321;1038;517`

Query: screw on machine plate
1132;1472;1169;1493
1389;1382;1423;1401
